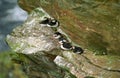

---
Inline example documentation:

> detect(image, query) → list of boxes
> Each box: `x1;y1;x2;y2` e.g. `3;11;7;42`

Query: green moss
0;52;27;78
84;76;95;78
32;8;45;17
9;52;76;78
86;32;108;55
18;0;120;56
6;39;21;52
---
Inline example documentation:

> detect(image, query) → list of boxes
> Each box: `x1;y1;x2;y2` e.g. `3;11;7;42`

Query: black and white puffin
47;18;60;27
40;17;59;27
72;46;84;54
53;32;68;42
53;32;62;39
59;41;73;50
39;17;50;26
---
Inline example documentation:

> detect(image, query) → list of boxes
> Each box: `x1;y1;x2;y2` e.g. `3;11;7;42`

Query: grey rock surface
7;8;120;78
7;8;60;54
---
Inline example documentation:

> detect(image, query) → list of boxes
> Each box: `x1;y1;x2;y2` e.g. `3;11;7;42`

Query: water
0;0;28;52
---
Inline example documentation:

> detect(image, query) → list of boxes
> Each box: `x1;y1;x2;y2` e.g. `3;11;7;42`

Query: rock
19;0;120;56
7;0;120;78
7;8;59;54
6;8;76;78
54;51;120;78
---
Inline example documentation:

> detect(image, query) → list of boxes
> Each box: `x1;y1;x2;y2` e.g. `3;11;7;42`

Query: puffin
47;18;60;27
53;32;68;42
53;32;62;39
59;41;73;50
72;46;84;54
39;17;50;26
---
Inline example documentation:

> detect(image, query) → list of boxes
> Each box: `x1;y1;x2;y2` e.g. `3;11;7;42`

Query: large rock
7;0;120;78
18;0;120;56
7;8;76;78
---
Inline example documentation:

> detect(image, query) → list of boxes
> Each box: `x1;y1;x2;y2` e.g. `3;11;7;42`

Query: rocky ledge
6;8;120;78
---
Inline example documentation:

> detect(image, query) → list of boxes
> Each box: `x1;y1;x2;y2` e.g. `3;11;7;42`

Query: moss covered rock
6;0;120;78
19;0;120;56
7;8;76;78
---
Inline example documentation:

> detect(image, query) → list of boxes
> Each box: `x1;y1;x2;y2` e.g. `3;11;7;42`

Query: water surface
0;0;28;52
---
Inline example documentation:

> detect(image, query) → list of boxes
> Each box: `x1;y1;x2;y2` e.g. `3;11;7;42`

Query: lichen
6;0;120;78
19;0;120;56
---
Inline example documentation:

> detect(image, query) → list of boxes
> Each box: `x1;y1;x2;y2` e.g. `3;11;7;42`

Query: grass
0;51;27;78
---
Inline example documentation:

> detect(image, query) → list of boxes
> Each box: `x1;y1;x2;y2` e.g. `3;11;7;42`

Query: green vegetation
86;32;108;55
7;52;76;78
4;0;119;77
84;76;95;78
0;52;27;78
